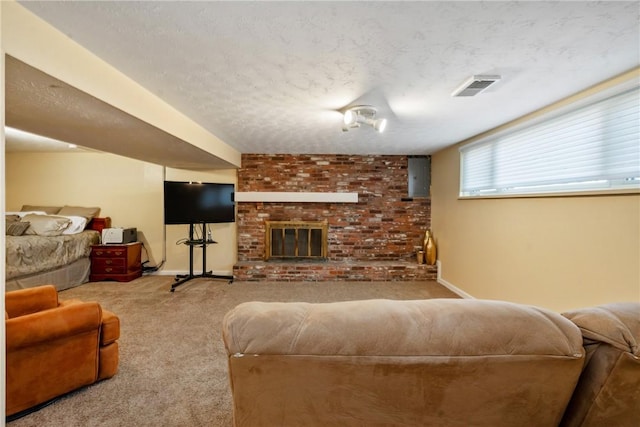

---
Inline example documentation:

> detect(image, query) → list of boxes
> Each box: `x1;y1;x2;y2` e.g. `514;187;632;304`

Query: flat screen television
163;181;235;225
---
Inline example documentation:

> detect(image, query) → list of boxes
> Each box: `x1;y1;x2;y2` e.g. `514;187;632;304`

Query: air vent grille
467;80;494;89
452;75;501;97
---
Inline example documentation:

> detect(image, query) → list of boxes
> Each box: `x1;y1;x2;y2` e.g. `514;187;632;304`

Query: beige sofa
223;298;596;427
560;302;640;427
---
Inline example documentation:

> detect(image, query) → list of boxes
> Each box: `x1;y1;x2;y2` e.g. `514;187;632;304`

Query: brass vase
423;230;437;265
422;230;430;255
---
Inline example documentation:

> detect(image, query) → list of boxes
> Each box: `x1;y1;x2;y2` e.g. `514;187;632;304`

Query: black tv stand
171;222;234;292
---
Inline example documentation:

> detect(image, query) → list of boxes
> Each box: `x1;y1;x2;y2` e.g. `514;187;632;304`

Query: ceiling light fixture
342;105;387;133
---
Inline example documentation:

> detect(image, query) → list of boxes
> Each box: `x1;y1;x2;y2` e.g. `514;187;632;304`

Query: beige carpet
8;276;459;427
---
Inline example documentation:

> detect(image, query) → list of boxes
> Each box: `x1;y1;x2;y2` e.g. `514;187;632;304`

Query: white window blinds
460;87;640;197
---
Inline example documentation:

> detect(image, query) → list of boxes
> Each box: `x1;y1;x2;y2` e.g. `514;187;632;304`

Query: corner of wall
436;261;475;299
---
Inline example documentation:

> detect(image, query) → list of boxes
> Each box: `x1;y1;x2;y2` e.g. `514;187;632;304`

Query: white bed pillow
21;214;72;237
60;215;88;235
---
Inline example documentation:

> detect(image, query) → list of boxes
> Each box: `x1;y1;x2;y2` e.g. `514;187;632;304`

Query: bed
5;205;110;292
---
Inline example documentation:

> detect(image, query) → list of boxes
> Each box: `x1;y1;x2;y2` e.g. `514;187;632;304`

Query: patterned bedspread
5;230;100;279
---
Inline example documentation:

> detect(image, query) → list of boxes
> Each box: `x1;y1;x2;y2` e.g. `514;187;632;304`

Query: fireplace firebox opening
265;220;328;261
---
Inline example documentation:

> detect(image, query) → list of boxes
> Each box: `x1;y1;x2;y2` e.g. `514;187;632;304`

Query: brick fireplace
233;154;437;281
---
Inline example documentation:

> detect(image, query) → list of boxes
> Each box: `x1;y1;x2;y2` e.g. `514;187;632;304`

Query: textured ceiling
8;1;640;164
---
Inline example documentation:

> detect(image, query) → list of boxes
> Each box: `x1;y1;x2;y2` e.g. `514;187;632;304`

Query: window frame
459;80;640;199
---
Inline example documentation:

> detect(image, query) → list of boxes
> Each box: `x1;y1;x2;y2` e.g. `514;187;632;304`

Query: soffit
5;56;235;169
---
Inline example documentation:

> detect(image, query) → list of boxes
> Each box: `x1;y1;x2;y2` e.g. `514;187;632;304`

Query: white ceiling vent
452;75;501;97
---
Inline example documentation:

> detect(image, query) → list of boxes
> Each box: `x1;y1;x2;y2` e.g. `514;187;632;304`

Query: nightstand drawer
94;265;128;275
92;247;128;258
92;258;127;270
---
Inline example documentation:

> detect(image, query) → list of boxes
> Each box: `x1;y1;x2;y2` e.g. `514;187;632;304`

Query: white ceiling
7;1;640;166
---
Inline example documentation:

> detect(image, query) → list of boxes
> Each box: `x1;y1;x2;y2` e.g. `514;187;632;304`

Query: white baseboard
436;260;475;299
155;264;472;299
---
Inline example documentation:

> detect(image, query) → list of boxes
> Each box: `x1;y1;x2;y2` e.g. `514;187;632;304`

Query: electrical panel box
408;156;430;198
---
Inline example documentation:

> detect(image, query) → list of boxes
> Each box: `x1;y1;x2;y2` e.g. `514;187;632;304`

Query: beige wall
431;74;640;313
5;151;237;275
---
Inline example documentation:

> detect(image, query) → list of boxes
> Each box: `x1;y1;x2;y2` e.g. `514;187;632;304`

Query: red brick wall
237;154;431;262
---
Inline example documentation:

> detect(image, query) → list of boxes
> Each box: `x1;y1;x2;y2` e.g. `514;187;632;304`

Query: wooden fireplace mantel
235;192;358;203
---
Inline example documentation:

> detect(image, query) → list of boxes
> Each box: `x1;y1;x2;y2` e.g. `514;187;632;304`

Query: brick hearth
235;154;433;281
234;260;437;282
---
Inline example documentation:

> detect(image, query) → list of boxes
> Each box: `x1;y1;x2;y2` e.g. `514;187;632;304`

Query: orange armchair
5;285;120;417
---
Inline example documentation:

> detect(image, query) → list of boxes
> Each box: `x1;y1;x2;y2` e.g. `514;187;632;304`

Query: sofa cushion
563;302;640;356
224;298;584;357
5;285;59;318
100;309;120;345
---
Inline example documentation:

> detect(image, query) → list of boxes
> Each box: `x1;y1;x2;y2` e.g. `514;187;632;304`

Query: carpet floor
8;275;459;427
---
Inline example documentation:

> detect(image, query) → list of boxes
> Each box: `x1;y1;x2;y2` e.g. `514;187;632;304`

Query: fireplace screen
265;220;328;260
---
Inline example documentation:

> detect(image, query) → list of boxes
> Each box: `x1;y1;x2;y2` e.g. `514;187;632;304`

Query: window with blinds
460;86;640;197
